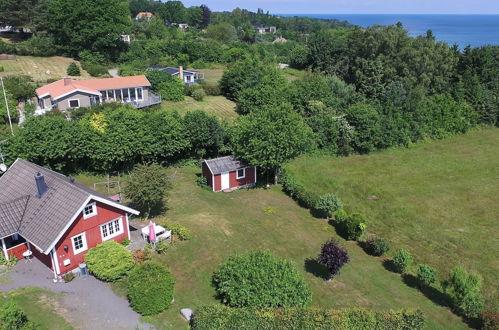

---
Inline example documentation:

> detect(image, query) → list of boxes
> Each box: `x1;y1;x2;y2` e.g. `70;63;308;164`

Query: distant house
0;26;14;33
35;75;161;114
202;156;257;192
121;34;131;43
135;12;153;21
148;65;204;86
177;23;189;30
255;25;277;34
273;37;287;44
0;159;139;278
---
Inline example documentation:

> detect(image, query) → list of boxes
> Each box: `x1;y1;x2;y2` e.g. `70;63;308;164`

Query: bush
154;240;170;254
195;175;210;190
66;62;81;76
363;235;390;256
121;238;131;247
81;62;108;77
392;249;413;273
192;88;206;101
192;305;425;330
280;170;319;210
158;78;185;101
417;264;437;287
127;262;175;315
333;208;348;222
161;220;191;241
341;213;367;241
443;266;484;318
482;309;499;330
213;251;311;308
317;239;350;279
200;82;221;96
84;241;134;281
315;193;343;219
64;272;75;282
0;300;28;330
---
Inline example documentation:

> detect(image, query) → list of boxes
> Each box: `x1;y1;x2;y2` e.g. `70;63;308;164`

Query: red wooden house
202;156;257;192
0;159;139;278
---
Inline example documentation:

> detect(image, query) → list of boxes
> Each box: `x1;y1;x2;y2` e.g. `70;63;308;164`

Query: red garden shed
202;156;257;192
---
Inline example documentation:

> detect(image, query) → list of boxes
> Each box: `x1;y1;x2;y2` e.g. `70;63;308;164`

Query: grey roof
0;159;137;253
147;66;198;76
204;156;250;175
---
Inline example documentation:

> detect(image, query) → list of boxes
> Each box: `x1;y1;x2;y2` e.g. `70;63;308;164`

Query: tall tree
159;0;186;24
199;4;211;29
47;0;131;59
232;104;314;183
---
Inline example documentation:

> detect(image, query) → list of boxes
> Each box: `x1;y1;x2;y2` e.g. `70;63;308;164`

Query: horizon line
273;13;499;15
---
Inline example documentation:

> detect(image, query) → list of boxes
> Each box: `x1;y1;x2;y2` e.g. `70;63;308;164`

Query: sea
278;14;499;49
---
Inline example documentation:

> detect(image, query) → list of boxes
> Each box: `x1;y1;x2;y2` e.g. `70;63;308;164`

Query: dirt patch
37;294;72;324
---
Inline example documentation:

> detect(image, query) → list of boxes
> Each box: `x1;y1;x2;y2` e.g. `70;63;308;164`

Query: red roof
36;76;151;100
136;12;153;18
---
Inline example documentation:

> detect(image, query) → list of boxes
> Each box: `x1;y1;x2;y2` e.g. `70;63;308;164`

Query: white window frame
236;168;246;179
71;232;88;255
83;202;97;219
136;87;143;101
68;99;80;108
100;217;124;241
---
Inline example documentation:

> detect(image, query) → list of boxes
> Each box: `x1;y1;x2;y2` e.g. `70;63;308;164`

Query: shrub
192;88;206;101
392;249;413;273
213;251;312;308
280;170;319;210
363;235;390;256
0;300;28;330
482;309;499;330
66;62;81;76
121;238;131;247
81;62;108;77
317;239;350;279
315;194;343;219
64;272;75;282
200;82;221;96
417;264;437;287
195;175;210;190
127;262;175;315
443;266;485;318
333;208;348;222
0;253;18;267
192;305;425;330
161;220;191;241
341;213;367;241
154;240;170;254
0;66;4;72
84;241;134;281
158;78;185;102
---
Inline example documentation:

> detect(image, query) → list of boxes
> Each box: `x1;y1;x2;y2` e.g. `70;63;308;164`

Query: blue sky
180;0;499;14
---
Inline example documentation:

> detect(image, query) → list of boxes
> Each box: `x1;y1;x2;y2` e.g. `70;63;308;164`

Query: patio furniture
141;224;172;243
22;250;32;263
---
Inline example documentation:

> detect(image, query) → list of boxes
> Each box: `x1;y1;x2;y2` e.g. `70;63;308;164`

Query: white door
221;172;230;190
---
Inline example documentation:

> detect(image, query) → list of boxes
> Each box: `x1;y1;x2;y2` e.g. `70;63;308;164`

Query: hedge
280;169;320;210
192;305;425;330
84;241;134;281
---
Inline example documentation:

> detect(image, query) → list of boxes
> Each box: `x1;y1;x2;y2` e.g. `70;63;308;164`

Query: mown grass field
0;56;89;81
161;96;238;122
200;68;224;85
0;287;72;329
79;165;468;329
285;128;499;306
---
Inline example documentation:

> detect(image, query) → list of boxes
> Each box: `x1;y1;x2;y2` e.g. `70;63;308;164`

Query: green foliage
47;0;130;59
0;254;18;267
192;305;425;330
232;104;314;175
2;75;35;101
417;264;437;287
315;194;343;218
63;272;75;283
195;175;210;191
340;213;367;241
123;163;172;216
161;220;191;241
333;208;348;222
66;62;81;76
84;241;134;282
182;110;225;158
191;87;206;101
213;251;312;308
121;238;131;247
392;249;413;274
363;236;390;257
154;240;170;254
158;76;185;102
81;62;108;77
345;103;382;154
206;23;237;44
127;262;175;315
0;300;29;330
280;169;319;210
443;267;485;318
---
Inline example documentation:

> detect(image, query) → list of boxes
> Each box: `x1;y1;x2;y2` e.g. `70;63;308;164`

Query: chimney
63;77;71;86
178;66;184;82
35;172;48;198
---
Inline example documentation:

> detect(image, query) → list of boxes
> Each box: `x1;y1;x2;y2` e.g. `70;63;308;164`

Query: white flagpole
0;77;14;136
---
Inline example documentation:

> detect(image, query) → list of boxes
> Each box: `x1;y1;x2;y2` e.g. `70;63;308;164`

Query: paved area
127;220;147;252
0;258;154;330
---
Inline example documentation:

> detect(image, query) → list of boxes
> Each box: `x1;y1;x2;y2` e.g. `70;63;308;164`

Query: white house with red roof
35;75;161;114
135;12;153;20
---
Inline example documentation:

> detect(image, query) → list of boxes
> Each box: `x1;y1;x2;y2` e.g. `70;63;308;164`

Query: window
136;87;143;101
83;202;97;219
237;168;246;179
101;217;123;241
71;233;87;255
68;99;80;108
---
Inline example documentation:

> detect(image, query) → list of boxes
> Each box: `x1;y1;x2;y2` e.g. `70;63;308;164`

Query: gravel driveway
0;258;154;330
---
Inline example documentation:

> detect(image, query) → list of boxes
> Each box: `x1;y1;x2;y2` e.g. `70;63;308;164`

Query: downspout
49;250;58;280
1;238;8;261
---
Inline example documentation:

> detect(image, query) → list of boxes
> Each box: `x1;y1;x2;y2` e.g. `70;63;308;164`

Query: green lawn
1;287;72;329
0;56;90;81
285;127;499;306
200;68;225;85
116;166;468;329
161;96;238;122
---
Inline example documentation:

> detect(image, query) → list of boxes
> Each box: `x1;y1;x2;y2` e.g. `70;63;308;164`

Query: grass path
285;127;499;306
136;166;467;329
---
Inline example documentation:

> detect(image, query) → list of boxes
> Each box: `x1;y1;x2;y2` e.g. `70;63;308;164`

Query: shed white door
221;172;230;190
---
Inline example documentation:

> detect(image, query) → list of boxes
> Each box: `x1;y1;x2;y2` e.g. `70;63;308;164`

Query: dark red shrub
318;239;350;279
